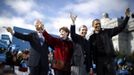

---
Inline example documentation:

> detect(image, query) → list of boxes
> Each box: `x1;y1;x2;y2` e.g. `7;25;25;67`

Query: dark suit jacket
14;31;49;69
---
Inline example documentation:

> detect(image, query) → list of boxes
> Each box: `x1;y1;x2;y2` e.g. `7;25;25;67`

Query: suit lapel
33;32;42;46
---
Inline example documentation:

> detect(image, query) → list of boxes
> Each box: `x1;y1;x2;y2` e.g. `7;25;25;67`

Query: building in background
0;27;11;62
100;13;134;54
0;29;11;53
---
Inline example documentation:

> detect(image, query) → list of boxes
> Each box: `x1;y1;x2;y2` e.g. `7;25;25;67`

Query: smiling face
59;27;69;40
92;19;101;32
59;30;68;39
35;22;44;32
79;25;88;37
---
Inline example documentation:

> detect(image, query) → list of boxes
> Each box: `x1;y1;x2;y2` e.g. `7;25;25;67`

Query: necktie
38;33;44;46
39;37;44;45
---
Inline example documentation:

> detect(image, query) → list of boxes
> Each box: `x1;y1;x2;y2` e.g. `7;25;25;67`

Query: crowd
0;8;133;75
0;49;29;75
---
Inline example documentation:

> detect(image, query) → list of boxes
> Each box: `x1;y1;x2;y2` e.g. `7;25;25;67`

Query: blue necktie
38;33;44;46
39;37;44;45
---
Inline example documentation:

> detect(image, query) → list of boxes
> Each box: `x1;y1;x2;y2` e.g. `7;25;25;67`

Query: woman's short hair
59;27;70;36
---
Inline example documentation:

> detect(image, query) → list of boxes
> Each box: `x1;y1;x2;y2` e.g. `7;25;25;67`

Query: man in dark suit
6;20;49;75
89;8;130;75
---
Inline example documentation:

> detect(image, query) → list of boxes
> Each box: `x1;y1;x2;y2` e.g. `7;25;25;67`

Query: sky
0;0;134;35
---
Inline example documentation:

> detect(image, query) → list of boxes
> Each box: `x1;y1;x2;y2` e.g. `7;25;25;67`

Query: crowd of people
0;49;30;75
115;57;134;75
0;8;132;75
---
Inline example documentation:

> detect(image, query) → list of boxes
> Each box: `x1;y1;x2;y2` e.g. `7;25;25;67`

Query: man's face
93;20;101;32
79;27;87;37
35;24;44;32
59;29;68;39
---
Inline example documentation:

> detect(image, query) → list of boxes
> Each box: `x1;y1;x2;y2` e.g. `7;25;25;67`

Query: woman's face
59;29;68;39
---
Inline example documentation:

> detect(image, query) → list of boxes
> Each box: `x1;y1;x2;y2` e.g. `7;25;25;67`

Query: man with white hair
70;14;93;75
6;20;49;75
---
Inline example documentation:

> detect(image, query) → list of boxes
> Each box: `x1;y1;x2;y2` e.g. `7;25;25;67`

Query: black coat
89;16;129;63
70;25;92;72
14;31;49;69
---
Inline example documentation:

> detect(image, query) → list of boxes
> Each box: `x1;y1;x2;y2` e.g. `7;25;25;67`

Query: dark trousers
95;57;116;75
54;69;70;75
29;66;48;75
29;60;48;75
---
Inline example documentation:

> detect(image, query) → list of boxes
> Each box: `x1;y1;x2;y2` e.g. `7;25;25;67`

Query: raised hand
6;27;14;35
70;12;77;25
125;8;130;17
35;19;43;26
